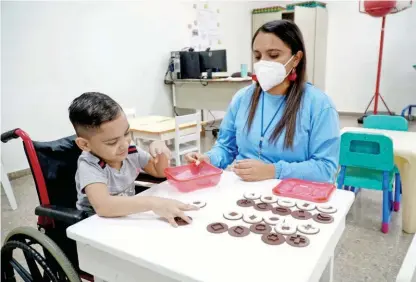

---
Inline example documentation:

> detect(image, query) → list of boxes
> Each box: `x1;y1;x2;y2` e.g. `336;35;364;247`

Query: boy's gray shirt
75;146;150;212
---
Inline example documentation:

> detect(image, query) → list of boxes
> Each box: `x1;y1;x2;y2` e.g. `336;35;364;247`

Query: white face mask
253;56;294;91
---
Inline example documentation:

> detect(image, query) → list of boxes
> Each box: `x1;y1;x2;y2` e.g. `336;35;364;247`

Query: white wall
1;1;257;172
2;1;415;172
325;1;416;113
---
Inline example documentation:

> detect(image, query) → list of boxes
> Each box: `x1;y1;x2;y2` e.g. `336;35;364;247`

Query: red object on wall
364;0;396;17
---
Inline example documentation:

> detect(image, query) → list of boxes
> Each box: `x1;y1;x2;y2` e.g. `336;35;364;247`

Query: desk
172;78;252;111
341;127;416;233
129;116;204;144
67;171;355;282
396;233;416;282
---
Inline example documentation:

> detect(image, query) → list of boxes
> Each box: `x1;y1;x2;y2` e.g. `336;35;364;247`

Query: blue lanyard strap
259;92;285;151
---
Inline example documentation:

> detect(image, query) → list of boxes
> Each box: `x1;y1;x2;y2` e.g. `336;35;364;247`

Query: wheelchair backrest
26;135;82;209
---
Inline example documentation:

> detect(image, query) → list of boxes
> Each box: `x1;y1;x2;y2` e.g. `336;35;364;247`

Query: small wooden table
341;127;416;233
129;116;205;145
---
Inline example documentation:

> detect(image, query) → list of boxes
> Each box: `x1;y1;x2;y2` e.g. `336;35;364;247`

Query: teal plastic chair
363;114;407;210
337;132;401;233
364;115;408;131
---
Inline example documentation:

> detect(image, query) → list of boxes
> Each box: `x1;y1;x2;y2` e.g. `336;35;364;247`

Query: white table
341;127;416;233
67;172;355;282
396;233;416;282
129;116;205;145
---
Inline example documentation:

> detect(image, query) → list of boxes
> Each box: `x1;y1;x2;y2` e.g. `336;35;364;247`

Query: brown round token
207;222;229;234
174;216;192;226
313;213;334;224
250;223;272;234
236;199;254;207
228;225;250;237
191;201;206;208
286;234;310;247
253;202;273;212
261;232;286;245
291;210;312;220
272;206;292;216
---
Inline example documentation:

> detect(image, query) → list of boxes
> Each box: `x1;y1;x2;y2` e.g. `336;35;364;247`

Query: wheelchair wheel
2;226;81;282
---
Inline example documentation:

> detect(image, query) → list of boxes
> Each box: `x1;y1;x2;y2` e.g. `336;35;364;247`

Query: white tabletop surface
67;172;355;282
341;127;416;160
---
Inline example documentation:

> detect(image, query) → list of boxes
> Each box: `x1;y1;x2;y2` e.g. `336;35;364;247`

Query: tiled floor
1;115;415;281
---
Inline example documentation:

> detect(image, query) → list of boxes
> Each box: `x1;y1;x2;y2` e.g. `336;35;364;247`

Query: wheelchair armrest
35;205;89;225
136;172;166;184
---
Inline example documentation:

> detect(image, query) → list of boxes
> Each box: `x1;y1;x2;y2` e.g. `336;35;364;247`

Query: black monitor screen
199;50;227;73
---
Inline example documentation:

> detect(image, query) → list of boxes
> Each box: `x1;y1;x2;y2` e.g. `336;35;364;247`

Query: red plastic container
164;162;223;192
272;178;336;203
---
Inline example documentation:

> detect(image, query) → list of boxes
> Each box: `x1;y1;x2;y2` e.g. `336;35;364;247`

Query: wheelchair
1;128;165;282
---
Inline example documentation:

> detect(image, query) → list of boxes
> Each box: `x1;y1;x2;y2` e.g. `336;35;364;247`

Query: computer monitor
179;51;201;79
199;50;227;78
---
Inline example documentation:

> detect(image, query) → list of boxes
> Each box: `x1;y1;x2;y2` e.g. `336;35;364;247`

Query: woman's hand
233;159;275;182
185;152;210;164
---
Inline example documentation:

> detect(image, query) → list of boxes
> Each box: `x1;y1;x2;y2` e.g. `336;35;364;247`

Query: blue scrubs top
205;83;340;183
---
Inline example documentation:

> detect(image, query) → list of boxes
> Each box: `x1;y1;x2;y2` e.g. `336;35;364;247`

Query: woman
186;20;340;183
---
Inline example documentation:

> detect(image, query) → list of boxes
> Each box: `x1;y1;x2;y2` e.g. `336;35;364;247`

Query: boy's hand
150;197;199;227
149;141;171;163
185;152;210;164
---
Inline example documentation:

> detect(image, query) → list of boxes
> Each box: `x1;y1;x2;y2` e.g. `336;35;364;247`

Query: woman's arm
273;107;340;182
205;89;246;169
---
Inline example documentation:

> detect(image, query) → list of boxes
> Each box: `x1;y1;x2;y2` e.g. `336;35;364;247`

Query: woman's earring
288;69;297;81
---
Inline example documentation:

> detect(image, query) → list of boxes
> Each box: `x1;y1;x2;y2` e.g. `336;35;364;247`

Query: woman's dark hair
248;20;306;149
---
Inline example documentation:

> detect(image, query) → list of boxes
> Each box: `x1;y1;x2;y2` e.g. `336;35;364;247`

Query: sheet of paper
197;8;220;42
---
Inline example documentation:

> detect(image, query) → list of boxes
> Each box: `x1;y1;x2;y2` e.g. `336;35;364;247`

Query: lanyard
259;92;285;158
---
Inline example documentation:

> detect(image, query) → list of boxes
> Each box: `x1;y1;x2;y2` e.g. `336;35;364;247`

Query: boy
69;92;196;227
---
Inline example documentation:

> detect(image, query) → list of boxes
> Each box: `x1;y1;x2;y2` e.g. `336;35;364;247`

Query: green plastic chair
364;115;408;131
337;132;401;233
363;114;406;197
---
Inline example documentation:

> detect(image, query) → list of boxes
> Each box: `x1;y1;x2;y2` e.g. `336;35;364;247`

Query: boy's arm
85;183;154;217
79;156;196;225
143;153;169;178
85;183;197;224
136;141;170;178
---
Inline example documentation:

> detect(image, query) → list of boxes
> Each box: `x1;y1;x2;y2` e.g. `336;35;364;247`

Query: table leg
396;157;416;233
320;254;334;282
1;161;17;210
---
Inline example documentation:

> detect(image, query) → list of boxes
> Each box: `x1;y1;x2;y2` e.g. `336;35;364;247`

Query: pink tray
164;162;223;193
272;178;336;203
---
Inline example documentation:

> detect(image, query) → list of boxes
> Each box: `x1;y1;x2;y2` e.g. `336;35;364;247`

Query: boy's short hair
69;92;122;137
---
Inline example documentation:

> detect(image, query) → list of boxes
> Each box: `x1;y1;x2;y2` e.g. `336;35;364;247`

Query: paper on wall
197;8;220;42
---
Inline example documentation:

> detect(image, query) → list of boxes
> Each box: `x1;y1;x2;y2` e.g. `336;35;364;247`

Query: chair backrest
339;132;394;171
364;115;408;131
174;113;201;165
123;108;136;119
28;135;82;208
